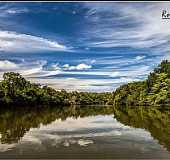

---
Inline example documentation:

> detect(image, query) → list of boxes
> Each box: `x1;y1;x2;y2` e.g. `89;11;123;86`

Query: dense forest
0;72;111;106
108;60;170;106
0;60;169;107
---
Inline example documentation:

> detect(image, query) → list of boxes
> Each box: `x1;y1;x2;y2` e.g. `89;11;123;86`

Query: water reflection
0;105;169;158
0;105;114;144
114;106;170;151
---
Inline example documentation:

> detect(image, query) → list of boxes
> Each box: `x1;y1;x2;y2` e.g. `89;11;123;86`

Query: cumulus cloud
0;31;68;53
63;63;92;70
0;58;152;92
50;64;61;71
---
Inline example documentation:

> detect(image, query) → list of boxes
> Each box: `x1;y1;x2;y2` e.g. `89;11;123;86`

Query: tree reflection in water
0;105;169;152
113;106;170;151
0;105;114;144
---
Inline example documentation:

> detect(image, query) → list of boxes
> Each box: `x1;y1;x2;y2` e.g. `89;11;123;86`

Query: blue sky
0;2;169;92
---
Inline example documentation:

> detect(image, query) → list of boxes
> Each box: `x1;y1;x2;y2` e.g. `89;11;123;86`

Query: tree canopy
0;72;110;106
108;60;170;106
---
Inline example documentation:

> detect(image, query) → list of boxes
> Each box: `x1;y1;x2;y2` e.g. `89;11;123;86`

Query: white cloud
0;60;51;79
60;64;151;79
0;4;29;15
135;55;146;60
27;76;141;92
0;3;166;92
63;63;92;71
83;3;170;58
0;31;68;53
5;8;29;14
50;64;61;71
21;67;43;76
0;60;18;70
0;58;152;92
76;63;92;70
90;59;96;64
63;64;69;68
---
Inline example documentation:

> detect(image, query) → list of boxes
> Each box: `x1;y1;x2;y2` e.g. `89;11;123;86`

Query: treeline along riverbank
0;60;169;108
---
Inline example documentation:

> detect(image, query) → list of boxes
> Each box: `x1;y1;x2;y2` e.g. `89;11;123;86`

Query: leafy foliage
108;60;170;106
0;72;111;106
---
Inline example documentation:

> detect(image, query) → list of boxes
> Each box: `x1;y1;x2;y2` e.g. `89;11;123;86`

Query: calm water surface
0;105;169;159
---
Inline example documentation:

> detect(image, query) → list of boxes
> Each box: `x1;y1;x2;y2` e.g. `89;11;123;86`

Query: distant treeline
0;60;169;107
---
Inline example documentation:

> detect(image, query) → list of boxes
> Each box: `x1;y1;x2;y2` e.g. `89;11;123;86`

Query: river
0;105;169;159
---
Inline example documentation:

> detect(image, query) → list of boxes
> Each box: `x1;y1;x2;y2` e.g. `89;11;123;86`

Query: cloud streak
0;3;169;92
82;2;170;59
0;58;151;92
0;31;68;53
0;60;18;70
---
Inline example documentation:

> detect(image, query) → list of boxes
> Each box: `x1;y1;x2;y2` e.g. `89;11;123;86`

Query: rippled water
0;105;169;159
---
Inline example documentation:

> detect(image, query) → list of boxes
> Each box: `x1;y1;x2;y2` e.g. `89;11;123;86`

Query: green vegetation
0;60;169;107
0;60;169;154
108;60;170;106
0;72;110;106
